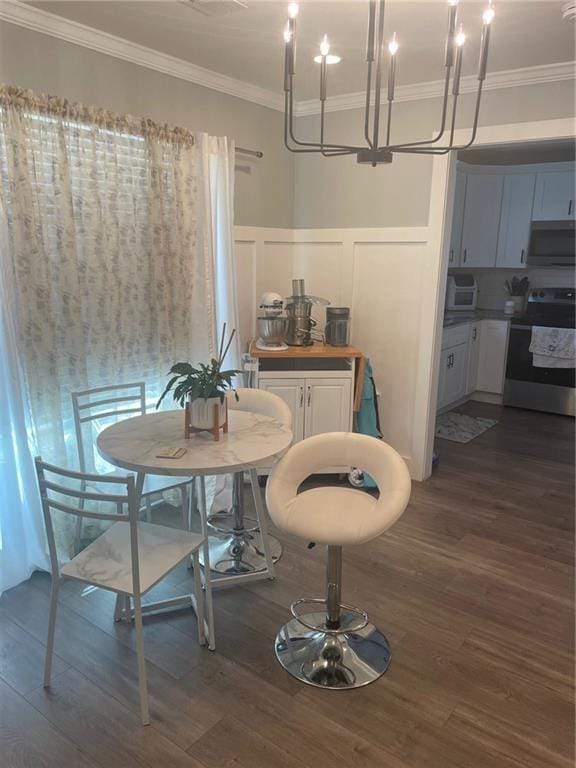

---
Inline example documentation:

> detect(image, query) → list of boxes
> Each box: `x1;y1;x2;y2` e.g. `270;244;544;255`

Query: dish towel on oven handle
529;326;576;369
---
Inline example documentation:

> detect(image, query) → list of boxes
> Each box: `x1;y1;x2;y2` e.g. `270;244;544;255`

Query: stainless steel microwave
527;220;575;267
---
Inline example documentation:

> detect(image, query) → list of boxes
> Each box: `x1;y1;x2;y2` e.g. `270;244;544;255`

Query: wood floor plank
0;678;97;768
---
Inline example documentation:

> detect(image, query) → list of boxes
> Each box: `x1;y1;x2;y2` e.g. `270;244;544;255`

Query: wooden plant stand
184;400;229;441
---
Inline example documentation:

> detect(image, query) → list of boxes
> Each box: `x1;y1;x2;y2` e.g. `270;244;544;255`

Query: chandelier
282;0;496;166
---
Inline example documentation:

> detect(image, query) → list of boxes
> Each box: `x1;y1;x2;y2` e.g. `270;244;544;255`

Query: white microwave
446;275;478;311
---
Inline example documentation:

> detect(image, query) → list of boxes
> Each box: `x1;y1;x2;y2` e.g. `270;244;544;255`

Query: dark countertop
443;310;513;328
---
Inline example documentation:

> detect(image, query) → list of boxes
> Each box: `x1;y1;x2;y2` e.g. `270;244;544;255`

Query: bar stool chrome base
208;509;258;535
275;610;391;689
200;531;282;574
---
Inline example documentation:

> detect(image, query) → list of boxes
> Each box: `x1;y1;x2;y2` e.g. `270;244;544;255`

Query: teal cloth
355;359;381;489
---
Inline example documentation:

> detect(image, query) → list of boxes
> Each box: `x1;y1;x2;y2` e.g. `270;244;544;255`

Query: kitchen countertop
249;340;363;358
443;309;513;328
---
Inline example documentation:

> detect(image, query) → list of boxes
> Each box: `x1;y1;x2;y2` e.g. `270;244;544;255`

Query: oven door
450;289;476;309
504;325;575;415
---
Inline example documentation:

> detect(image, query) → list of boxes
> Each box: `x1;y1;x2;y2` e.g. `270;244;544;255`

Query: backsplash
448;267;575;310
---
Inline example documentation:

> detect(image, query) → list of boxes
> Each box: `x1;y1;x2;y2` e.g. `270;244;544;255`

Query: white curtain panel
196;134;243;513
0;201;49;596
0;87;239;576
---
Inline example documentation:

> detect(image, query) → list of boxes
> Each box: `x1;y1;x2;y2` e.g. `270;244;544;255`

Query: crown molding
0;0;284;112
295;60;576;117
0;1;573;119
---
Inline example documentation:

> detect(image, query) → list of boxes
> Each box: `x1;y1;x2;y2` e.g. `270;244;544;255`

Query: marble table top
97;409;293;477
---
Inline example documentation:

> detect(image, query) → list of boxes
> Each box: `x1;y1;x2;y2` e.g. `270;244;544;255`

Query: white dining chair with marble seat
266;431;411;690
35;457;212;726
72;382;194;543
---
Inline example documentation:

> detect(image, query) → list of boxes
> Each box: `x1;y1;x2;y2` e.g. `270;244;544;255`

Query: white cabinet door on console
304;378;352;439
533;171;574;221
466;322;481;395
496;173;535;268
259;378;305;442
460;173;504;268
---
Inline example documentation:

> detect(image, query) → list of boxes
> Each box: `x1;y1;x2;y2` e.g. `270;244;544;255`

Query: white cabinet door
304;378;352;439
460;173;504;268
533;171;574;221
475;320;510;394
496;173;536;268
449;169;467;267
466;323;481;394
444;343;469;406
259;378;305;442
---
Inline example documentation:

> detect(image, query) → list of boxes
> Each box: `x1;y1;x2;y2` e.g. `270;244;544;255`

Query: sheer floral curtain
0;85;237;592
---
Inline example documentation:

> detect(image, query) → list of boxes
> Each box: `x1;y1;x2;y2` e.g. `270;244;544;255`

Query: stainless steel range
504;287;575;416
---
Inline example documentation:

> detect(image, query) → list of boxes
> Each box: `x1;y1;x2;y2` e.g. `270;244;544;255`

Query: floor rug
435;411;498;443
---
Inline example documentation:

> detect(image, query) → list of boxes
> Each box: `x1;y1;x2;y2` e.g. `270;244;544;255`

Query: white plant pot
511;295;526;314
189;396;227;431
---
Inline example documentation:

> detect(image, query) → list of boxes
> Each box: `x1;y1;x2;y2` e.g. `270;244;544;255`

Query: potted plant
505;276;530;314
157;325;240;439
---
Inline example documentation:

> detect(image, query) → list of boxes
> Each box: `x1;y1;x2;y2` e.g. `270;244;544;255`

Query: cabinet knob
472;327;477;340
299;386;304;407
569;199;573;217
462;249;467;263
520;248;525;264
449;249;454;263
307;386;311;406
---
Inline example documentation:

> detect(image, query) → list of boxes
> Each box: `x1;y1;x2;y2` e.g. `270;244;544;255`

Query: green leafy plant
505;276;530;297
156;325;240;409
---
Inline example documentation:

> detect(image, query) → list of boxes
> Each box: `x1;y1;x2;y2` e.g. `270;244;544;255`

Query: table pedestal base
200;531;282;574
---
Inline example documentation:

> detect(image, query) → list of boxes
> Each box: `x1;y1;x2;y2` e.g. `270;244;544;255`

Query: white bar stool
266;432;411;689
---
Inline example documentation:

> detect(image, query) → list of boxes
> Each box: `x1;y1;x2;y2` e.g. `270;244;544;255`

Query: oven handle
510;324;533;331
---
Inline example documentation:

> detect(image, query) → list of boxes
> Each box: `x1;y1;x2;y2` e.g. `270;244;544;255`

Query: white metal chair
35;458;214;725
266;432;411;689
72;383;194;542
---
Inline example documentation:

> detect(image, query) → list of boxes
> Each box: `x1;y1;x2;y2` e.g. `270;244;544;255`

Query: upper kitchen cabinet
449;169;467;267
460;172;504;268
533;170;575;221
496;173;536;268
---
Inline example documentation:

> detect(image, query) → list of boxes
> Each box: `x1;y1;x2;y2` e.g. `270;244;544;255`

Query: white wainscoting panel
234;226;431;479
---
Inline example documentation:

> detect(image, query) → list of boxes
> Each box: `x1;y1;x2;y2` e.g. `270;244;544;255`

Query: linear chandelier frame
283;0;495;166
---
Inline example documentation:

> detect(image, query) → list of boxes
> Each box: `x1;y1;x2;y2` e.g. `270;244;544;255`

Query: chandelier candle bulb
366;0;377;61
287;2;299;20
478;4;494;81
452;26;465;95
445;0;459;67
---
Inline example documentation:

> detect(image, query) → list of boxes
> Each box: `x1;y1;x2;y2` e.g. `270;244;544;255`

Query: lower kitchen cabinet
466;322;481;394
438;318;509;411
475;319;510;394
259;376;352;442
438;342;469;410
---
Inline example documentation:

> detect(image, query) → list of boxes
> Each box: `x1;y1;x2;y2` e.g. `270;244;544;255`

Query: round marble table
97;409;292;586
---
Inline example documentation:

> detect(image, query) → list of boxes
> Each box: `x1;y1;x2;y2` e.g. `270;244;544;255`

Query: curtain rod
236;147;263;159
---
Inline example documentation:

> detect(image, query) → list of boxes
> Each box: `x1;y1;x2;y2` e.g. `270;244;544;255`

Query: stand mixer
255;291;288;351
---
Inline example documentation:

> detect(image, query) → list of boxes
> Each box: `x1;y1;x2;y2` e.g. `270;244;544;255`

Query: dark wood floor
1;402;574;768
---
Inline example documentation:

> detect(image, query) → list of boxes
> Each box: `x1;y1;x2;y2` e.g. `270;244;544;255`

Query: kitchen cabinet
533;170;574;221
304;378;352;439
460;173;504;268
466;322;481;394
252;342;358;472
438;318;509;410
258;378;305;443
475;319;510;394
449;169;467;267
438;342;469;410
496;173;536;268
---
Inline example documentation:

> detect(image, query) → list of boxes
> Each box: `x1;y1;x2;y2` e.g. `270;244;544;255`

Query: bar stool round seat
266;431;411;690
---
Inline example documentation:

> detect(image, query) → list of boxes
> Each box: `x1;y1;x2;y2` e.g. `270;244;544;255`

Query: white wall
235;226;430;477
294;80;576;229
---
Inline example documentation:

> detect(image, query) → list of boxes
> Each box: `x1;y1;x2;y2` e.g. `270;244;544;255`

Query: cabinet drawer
442;323;470;349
